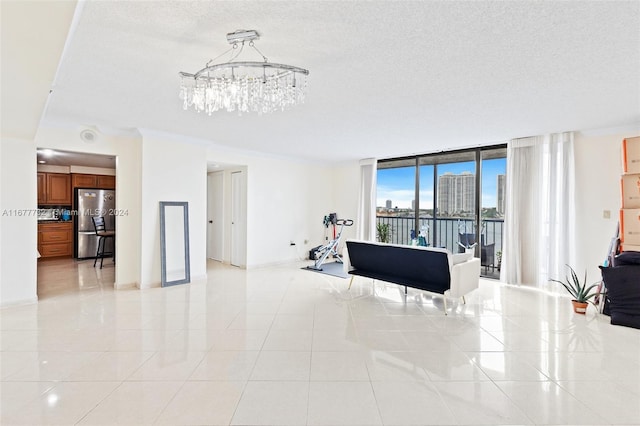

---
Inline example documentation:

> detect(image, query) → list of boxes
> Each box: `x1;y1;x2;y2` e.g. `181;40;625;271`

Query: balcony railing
376;215;503;278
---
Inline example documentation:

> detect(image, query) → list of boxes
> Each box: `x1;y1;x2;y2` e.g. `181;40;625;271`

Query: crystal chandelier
179;30;309;115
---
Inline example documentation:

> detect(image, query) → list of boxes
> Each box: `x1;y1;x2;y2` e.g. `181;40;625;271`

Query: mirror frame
159;201;190;287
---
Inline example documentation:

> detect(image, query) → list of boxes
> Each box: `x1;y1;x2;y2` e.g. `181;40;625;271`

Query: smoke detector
80;127;98;143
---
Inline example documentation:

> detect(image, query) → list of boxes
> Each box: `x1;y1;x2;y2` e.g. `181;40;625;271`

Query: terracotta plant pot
571;300;588;314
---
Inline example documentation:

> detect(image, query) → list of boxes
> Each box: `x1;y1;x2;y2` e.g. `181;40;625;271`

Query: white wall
206;147;337;267
34;125;142;289
331;160;361;251
574;129;639;281
139;132;207;287
0;138;38;306
246;157;331;266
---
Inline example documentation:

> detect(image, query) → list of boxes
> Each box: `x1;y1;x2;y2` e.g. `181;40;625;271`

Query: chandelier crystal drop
179;30;309;115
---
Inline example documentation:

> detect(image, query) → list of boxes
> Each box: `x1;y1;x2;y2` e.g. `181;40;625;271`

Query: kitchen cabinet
72;173;97;188
38;173;71;205
38;222;73;258
37;173;47;204
96;175;116;189
71;173;116;189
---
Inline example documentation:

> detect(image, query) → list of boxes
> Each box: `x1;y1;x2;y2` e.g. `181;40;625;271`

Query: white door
230;171;244;267
207;173;224;260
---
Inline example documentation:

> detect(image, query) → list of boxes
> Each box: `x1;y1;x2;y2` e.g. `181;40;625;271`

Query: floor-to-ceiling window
376;145;506;278
431;151;477;254
375;158;416;245
417;162;434;247
480;148;507;277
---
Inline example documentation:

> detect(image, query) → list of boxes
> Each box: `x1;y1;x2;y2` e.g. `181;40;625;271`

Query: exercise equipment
306;217;353;271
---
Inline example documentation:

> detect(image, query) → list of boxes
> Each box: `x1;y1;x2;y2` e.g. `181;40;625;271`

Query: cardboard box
620;243;640;253
622;136;640;174
620;208;640;245
621;173;640;208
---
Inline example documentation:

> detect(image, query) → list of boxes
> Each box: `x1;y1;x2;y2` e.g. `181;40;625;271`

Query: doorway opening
207;162;248;268
36;148;117;299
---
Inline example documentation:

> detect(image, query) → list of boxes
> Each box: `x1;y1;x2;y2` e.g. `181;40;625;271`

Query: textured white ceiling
43;0;640;163
1;0;76;140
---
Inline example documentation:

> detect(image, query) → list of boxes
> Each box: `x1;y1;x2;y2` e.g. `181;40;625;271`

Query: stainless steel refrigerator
74;188;116;259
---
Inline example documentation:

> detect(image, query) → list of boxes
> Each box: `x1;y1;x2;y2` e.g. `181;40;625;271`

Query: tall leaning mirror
159;201;190;287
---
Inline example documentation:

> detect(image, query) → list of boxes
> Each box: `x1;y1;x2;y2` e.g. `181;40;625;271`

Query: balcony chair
458;233;495;273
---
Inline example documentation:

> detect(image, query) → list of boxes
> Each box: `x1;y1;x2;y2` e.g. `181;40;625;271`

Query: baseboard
114;281;138;290
0;296;38;309
138;281;161;289
247;258;306;270
190;274;208;283
136;274;208;289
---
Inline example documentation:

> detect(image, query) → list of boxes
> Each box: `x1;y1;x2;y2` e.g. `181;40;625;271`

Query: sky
377;158;506;209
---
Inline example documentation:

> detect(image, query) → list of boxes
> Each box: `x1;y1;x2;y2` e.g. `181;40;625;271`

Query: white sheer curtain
356;158;377;241
501;132;576;290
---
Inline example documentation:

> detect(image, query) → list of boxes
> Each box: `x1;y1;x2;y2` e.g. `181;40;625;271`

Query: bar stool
92;216;115;268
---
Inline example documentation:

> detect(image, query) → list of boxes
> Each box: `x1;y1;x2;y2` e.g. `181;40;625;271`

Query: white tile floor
1;258;639;425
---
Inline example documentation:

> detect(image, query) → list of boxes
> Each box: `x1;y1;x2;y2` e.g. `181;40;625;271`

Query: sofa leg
348;276;354;290
443;297;448;315
462;295;466;305
404;286;407;295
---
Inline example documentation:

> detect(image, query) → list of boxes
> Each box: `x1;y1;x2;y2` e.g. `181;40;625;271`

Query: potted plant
549;265;600;314
376;222;391;243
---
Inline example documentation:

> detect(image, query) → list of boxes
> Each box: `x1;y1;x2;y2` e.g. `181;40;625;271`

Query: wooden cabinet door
96;175;116;189
40;228;72;243
37;173;47;204
72;174;97;188
40;243;72;257
38;222;73;258
46;173;71;204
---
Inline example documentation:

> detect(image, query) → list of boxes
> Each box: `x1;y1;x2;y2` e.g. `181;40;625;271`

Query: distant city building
438;172;475;215
385;199;392;209
497;174;506;215
411;199;415;211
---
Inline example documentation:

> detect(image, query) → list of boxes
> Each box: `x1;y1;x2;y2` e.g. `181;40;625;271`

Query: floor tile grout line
147;378;190;426
72;378;127;425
